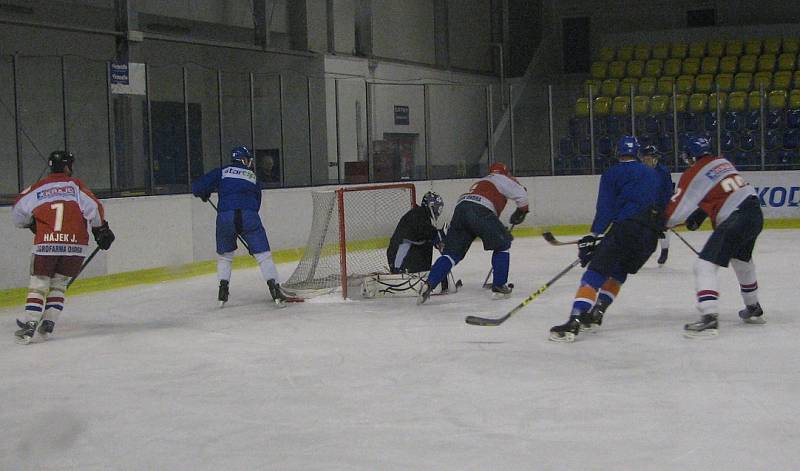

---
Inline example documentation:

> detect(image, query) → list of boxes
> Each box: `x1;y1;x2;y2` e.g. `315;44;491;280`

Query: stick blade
542;231;556;243
465;315;506;326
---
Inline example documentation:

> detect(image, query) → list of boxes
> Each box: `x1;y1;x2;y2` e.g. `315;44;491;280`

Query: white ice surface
1;230;799;471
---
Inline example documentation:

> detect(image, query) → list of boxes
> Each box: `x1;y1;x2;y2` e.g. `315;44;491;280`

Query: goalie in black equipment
386;191;446;279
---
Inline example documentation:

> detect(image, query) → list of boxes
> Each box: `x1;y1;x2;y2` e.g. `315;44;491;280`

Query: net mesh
284;184;415;296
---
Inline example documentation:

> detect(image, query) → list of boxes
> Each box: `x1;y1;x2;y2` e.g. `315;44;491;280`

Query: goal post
283;183;417;299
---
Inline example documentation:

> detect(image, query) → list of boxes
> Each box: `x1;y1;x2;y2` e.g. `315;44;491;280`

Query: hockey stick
482;224;516;288
207;200;303;303
67;246;102;289
670;228;700;256
466;258;581;326
542;232;604;246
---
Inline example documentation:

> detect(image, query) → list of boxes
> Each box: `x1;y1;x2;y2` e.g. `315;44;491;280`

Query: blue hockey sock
570;269;606;315
427;255;457;289
491;250;510;287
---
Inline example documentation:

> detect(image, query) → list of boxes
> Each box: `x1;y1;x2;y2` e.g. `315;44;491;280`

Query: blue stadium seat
745;110;760;131
721;131;738;152
765;128;782;151
683;112;700;133
739;131;757;152
724;112;742;132
578;136;592;156
703;112;717;132
784;128;800;150
766;110;783;130
786;109;800;129
643;115;660;134
559;136;575;158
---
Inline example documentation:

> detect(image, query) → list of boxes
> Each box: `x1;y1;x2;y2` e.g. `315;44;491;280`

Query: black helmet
49;151;75;173
641;145;659;157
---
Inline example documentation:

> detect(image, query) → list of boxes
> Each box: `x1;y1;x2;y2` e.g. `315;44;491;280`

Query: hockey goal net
283;183;417;299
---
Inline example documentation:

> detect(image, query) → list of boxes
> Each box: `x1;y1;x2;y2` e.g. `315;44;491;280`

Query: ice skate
218;280;229;307
739;303;765;325
15;320;38;345
417;281;432;305
37;320;55;340
684;314;718;338
549;316;581;342
580;300;608;333
657;248;669;265
491;283;514;300
267;279;288;308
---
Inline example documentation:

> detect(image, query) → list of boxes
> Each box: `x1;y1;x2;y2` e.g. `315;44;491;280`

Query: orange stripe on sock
600;279;622;298
574;285;598;303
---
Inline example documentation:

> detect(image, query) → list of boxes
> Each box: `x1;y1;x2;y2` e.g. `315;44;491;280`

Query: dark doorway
148;101;202;193
562;17;591;74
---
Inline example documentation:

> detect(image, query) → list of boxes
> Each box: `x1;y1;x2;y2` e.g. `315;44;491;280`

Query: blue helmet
421;191;444;222
686;136;712;159
231;146;253;168
616;136;640;158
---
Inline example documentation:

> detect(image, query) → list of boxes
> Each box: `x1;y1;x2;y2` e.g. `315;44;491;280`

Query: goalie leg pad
361;273;428;298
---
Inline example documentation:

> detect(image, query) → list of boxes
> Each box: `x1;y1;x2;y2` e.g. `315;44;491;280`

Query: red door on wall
373;133;418;182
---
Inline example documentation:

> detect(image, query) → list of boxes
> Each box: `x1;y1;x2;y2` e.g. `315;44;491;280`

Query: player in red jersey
418;162;528;304
11;151;115;344
665;137;764;338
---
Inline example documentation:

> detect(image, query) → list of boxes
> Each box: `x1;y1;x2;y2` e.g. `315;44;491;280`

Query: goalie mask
421;191;444;226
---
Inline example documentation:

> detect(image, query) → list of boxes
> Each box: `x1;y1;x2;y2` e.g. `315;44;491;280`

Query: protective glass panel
252;73;283;188
0;55;18;202
369;83;427;182
185;65;222;180
16;56;65;189
427;84;486;179
64;56;111;193
307;76;330;186
220;71;252;169
148;64;188;193
280;73;312;187
512;83;553;175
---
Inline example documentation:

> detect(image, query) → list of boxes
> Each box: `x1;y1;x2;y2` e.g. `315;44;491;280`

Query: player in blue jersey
192;146;288;307
549;136;662;342
641;145;674;265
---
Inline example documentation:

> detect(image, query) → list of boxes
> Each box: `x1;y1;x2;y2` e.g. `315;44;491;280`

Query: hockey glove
92;221;115;250
577;235;598;267
509;208;528;225
685;209;707;231
199;192;211;202
26;221;37;235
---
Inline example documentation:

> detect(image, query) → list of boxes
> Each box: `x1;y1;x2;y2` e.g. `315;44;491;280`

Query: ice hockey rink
1;229;798;470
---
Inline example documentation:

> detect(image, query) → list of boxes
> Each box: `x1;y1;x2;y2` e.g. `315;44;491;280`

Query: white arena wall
1;171;798;290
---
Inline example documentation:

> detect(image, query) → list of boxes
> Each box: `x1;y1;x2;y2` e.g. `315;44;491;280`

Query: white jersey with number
665;156;756;228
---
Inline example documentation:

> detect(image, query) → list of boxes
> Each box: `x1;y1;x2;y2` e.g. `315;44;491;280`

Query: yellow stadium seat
753;71;772;91
591;61;608;79
709;92;727;111
794;71;800;89
719;56;738;74
575;98;591;118
695;74;714;93
676;75;695;95
634;45;651;61
612;96;631;115
783;38;799;55
671;42;688;59
599;46;615;62
744;39;762;55
768;90;787;110
758;54;776;72
601;78;620;97
670;94;688;113
620;78;639;96
651;95;669;113
682;57;700;75
689;93;708;112
726;40;743;56
707;40;725;57
773;71;791;90
663;58;682;77
734;72;753;92
633;95;650;114
689;41;706;58
738;55;757;73
715;73;734;92
701;57;719;75
608;61;626;79
777;53;796;71
584;79;602;96
790;89;800;109
644;59;663;77
728;91;747;111
617;45;634;61
594;96;611;116
657;76;675;95
638;77;657;96
748;90;762;110
763;38;781;55
652;43;670;60
626;60;644;78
